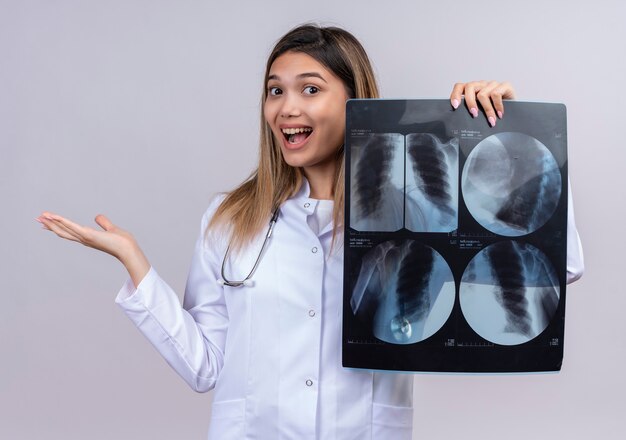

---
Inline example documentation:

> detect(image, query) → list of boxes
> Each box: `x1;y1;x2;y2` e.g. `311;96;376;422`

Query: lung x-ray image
343;100;567;373
460;240;560;345
350;133;404;232
350;240;455;344
405;133;458;232
349;132;459;233
462;132;561;236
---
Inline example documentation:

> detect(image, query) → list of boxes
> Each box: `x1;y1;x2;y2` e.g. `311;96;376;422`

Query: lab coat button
304;202;310;208
306;379;313;387
311;247;318;253
308;309;315;317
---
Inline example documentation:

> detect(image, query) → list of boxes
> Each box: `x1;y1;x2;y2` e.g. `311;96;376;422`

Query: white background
2;0;623;438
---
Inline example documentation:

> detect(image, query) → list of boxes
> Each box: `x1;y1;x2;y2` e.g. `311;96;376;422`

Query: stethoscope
217;209;280;287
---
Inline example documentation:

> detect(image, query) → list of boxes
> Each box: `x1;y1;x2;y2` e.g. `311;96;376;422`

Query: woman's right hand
37;212;150;288
449;80;516;127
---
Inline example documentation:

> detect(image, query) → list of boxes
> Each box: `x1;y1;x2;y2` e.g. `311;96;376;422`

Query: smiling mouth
281;127;313;145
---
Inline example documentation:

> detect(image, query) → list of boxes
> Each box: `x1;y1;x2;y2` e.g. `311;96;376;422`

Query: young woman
37;25;583;439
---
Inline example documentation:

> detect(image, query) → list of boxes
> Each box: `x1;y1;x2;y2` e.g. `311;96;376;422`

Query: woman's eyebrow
267;72;328;83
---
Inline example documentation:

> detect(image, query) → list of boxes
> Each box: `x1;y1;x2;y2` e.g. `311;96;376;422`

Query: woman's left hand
450;81;516;127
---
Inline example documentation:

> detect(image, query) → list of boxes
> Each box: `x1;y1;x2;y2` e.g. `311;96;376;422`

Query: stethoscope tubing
217;209;280;287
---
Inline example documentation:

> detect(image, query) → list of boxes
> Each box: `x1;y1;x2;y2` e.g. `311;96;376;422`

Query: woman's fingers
95;214;115;232
42;212;89;241
463;81;486;119
493;81;515;116
38;212;111;250
450;80;516;127
477;81;516;124
450;83;466;109
37;211;142;269
476;81;501;127
38;215;81;242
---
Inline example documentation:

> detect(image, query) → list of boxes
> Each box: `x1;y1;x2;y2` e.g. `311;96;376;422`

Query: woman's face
264;51;349;177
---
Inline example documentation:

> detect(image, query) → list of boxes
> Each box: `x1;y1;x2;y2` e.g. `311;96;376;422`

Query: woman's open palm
37;212;150;287
37;212;135;260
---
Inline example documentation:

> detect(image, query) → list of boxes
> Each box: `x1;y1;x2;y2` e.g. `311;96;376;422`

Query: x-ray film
343;100;568;373
460;241;560;346
405;133;459;232
462;132;562;236
350;134;404;231
350;240;455;344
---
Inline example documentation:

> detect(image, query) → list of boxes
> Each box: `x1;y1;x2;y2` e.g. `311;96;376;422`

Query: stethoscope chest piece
217;278;255;287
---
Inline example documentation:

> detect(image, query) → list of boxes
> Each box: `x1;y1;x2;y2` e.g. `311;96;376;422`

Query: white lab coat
115;180;584;440
116;180;414;440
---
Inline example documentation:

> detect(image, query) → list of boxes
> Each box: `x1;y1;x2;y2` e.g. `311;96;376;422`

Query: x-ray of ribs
486;241;532;336
354;137;393;217
350;240;453;344
536;283;559;328
350;134;404;231
394;241;434;329
405;133;458;232
461;132;561;236
459;240;560;345
495;157;561;234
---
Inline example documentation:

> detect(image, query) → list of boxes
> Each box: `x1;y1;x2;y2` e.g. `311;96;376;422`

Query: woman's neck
303;164;336;200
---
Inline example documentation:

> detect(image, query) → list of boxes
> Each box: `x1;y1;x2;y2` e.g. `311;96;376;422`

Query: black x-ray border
342;99;568;373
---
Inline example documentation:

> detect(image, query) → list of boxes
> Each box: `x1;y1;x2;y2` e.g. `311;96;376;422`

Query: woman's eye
303;86;319;95
268;87;282;96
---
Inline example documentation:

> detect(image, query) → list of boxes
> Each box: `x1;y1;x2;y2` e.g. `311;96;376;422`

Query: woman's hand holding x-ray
36;212;150;288
450;80;516;127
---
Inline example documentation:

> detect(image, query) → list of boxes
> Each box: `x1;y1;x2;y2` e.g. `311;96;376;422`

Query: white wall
1;0;623;438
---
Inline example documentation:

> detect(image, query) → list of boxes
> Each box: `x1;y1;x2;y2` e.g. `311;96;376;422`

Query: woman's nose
280;95;302;118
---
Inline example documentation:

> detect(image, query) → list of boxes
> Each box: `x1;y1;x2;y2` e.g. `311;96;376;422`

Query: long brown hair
208;24;379;251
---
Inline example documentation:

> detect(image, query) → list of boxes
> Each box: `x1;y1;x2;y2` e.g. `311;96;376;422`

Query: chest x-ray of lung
405;133;458;232
350;134;405;232
462;132;561;236
460;241;560;345
350;240;455;344
343;100;568;373
349;132;458;233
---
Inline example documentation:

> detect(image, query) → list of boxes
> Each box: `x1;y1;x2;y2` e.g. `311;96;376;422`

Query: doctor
37;24;584;440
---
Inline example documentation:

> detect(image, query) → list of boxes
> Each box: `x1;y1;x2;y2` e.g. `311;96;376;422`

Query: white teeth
281;127;312;135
